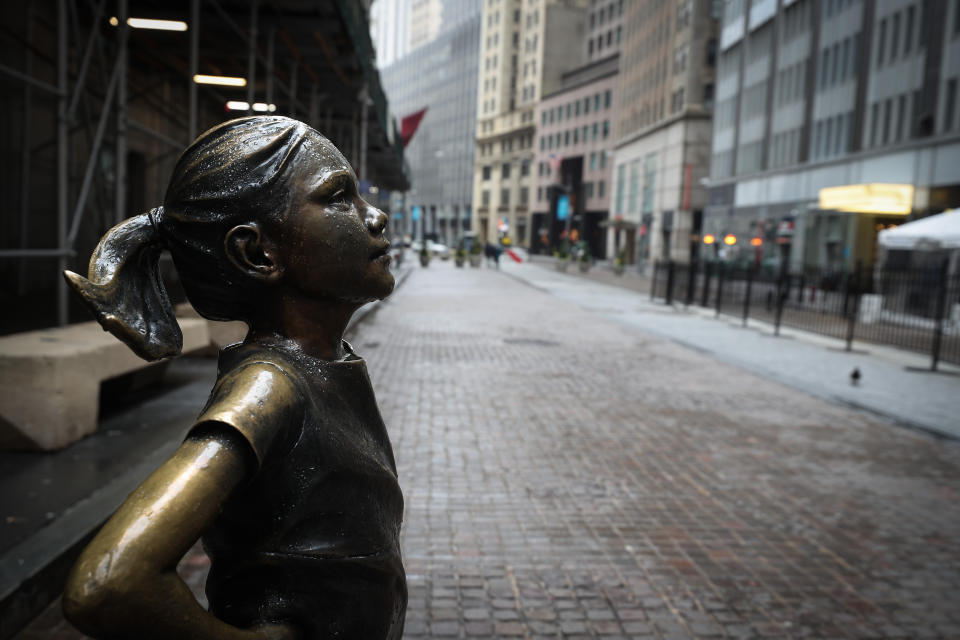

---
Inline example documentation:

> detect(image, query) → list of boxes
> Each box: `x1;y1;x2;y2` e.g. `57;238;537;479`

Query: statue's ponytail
64;207;182;361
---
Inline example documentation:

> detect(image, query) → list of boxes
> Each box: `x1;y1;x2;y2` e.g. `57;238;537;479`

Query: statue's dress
191;339;406;639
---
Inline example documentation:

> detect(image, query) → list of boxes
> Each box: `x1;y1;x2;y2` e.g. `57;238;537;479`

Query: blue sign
412;206;421;221
556;195;570;221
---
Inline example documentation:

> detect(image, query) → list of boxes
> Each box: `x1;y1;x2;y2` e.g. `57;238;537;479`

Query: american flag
547;154;562;175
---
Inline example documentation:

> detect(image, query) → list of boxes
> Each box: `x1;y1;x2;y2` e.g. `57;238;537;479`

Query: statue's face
277;132;394;304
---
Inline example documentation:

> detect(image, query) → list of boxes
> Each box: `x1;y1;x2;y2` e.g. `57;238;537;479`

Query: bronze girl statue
62;116;406;640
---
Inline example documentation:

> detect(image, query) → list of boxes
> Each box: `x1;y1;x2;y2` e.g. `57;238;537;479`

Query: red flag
400;108;428;148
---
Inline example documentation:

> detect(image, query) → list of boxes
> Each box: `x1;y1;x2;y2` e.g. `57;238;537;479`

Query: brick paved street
16;261;960;639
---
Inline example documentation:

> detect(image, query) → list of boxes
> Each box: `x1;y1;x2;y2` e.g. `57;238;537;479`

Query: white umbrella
878;208;960;250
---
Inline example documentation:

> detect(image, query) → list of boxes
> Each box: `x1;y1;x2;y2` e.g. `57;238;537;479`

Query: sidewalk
503;258;960;440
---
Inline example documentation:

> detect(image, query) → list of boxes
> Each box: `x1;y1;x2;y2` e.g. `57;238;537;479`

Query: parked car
427;241;450;259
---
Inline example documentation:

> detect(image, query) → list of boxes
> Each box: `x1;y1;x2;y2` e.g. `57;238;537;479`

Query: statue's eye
330;188;347;203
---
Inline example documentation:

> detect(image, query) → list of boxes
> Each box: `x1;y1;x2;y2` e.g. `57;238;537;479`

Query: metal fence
650;259;960;369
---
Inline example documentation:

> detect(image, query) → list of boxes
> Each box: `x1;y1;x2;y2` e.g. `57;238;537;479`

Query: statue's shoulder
195;344;305;468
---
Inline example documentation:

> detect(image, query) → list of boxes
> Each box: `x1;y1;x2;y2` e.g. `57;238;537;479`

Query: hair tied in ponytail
64;211;183;361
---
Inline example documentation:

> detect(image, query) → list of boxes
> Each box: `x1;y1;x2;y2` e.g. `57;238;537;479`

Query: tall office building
530;0;624;257
472;0;587;245
370;0;412;67
706;0;960;272
608;0;719;266
409;0;444;51
380;10;481;244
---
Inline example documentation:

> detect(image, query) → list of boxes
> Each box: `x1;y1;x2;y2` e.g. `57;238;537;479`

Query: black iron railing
651;260;960;368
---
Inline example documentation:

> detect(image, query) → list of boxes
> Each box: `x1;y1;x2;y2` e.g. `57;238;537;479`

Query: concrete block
0;318;209;451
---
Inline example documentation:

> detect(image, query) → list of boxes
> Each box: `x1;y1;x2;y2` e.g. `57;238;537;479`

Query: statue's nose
365;205;387;236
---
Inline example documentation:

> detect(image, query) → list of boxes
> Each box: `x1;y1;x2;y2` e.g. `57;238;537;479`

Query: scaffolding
0;0;408;333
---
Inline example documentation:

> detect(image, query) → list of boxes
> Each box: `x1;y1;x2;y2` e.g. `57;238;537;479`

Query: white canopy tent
878;208;960;250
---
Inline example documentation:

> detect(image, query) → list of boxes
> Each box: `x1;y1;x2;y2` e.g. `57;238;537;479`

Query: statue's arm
62;428;294;640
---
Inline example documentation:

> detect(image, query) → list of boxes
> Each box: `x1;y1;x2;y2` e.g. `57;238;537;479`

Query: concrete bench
0;318;210;451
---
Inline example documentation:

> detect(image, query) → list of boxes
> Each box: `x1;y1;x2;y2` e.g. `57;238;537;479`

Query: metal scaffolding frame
0;0;407;331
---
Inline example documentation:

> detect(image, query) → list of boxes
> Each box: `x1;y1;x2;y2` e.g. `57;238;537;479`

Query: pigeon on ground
850;367;861;386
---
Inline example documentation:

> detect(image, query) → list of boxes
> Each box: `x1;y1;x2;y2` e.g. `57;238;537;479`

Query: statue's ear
224;224;283;284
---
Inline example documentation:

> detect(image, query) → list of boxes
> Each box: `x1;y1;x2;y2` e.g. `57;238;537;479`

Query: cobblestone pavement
17;262;960;639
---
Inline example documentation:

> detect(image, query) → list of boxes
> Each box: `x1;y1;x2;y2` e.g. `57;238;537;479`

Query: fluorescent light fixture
195;74;247;87
252;103;277;112
127;18;188;31
109;17;188;31
226;101;250;111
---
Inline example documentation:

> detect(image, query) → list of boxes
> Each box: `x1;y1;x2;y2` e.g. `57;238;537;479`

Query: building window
905;6;915;54
537;186;543;201
891;12;901;61
482;190;490;206
595;93;601;110
502;163;511;178
585;182;594;198
598;180;605;198
592;122;599;139
883;98;893;144
564;130;570;146
573;129;579;144
876;18;887;67
590;152;597;170
483;165;491;180
602;120;610;138
896;95;907;141
946;78;958;132
500;188;510;206
600;152;606;169
521;160;530;176
519;187;528;205
870;102;880;147
604;90;612;109
584;97;590;114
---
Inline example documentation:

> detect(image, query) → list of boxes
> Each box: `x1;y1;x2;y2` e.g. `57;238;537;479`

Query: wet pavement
14;260;960;639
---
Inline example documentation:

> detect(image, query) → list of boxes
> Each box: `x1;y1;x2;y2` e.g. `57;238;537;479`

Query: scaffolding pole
359;83;368;184
266;27;275;106
189;0;199;140
56;0;69;325
246;0;258;114
115;0;128;226
19;3;34;295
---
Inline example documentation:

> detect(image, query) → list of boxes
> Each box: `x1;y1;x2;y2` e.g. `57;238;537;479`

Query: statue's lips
370;244;391;261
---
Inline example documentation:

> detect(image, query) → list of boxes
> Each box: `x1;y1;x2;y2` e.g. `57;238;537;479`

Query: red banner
400;108;428;148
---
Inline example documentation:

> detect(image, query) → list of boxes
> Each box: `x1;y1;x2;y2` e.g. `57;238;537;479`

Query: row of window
541;91;613;126
780;0;811;43
768;127;802;169
477;134;535;158
614;156;657;217
868;93;912;149
775;60;807;107
479;187;529;208
822;0;858;20
534;151;608;178
875;4;921;69
589;0;623;29
811;112;852;160
587;26;622;56
539;120;611;151
534;181;606;204
481;161;531;181
818;33;859;91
